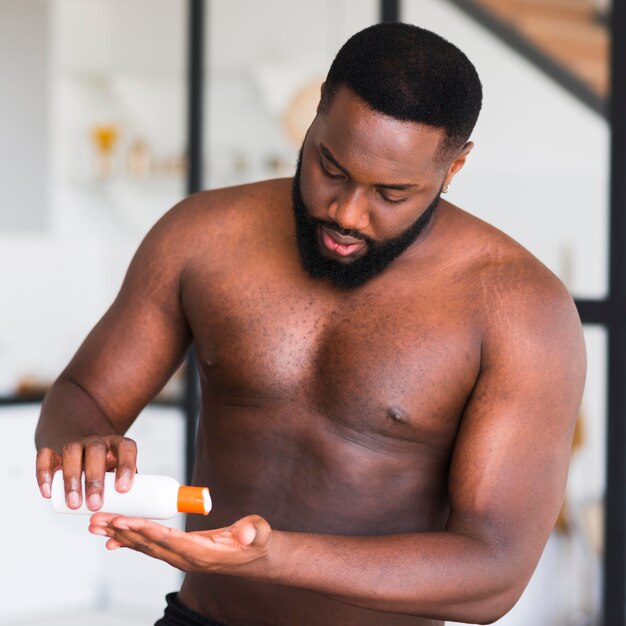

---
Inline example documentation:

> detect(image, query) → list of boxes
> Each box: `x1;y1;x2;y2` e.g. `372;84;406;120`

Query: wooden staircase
450;0;610;113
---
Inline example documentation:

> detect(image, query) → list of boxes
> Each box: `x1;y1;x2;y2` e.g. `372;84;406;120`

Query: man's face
292;86;457;290
293;153;442;289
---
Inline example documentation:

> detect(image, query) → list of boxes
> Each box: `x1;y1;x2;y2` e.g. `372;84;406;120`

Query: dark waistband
155;592;228;626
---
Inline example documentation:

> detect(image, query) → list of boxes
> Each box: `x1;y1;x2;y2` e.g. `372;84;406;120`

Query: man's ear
443;141;474;191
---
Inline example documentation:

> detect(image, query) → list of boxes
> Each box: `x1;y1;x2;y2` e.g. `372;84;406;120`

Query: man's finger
83;438;109;511
61;441;86;509
96;515;226;567
90;515;182;549
110;437;137;492
35;448;62;498
94;516;189;568
105;538;123;550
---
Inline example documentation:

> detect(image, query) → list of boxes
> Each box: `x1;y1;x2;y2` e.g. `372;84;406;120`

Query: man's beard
292;150;441;290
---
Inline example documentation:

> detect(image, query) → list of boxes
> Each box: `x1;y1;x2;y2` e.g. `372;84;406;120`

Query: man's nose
327;187;370;231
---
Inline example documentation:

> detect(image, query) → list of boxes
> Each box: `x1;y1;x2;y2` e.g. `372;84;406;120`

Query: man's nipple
387;405;409;424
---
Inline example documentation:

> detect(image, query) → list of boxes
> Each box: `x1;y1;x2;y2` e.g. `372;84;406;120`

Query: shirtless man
35;23;586;626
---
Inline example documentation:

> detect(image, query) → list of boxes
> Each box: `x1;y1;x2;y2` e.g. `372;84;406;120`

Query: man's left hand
88;512;272;573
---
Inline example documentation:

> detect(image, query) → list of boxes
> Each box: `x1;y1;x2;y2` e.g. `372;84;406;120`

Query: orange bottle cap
177;486;212;515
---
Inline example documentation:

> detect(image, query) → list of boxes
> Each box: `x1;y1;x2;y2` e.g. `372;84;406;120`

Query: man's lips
319;225;366;257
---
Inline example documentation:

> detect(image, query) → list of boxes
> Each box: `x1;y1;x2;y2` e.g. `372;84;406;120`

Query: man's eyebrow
319;143;417;191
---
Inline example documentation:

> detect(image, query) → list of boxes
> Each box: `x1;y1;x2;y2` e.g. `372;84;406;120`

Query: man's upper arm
58;200;198;430
446;273;586;590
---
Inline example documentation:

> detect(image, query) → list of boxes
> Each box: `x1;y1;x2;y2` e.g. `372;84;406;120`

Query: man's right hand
36;435;137;512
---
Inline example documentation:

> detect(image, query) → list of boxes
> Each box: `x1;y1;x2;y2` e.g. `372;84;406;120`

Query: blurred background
0;0;617;624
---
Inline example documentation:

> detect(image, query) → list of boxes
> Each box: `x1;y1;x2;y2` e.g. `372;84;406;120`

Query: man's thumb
231;515;271;546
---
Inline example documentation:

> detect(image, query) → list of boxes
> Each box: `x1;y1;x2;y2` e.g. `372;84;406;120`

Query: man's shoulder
447;207;580;343
446;205;565;293
128;177;293;280
148;177;292;254
169;177;292;227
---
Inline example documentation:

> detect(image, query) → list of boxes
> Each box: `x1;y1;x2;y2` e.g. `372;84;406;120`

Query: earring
442;184;450;194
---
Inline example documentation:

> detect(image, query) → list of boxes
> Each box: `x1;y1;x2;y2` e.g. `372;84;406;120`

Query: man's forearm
35;375;120;451
243;529;524;624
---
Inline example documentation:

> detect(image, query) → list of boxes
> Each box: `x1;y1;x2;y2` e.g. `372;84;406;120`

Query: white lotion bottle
50;470;212;519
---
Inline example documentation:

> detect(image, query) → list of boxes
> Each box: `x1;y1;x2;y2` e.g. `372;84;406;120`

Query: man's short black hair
320;23;483;162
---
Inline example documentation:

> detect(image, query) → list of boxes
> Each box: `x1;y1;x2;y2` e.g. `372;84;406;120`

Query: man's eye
320;159;344;179
378;190;407;204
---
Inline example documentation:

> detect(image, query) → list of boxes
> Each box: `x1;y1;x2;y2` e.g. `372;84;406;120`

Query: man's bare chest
185;268;481;447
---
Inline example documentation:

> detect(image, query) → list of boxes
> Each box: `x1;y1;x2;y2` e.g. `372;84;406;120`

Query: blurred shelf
0;394;184;409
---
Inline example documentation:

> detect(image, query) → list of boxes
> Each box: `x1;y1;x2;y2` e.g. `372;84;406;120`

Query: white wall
0;1;50;231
